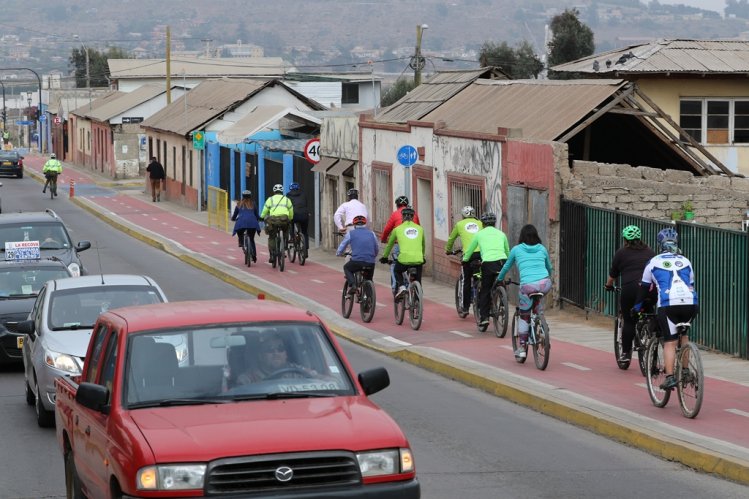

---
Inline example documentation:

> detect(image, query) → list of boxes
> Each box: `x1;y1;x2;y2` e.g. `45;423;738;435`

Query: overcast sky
656;0;725;14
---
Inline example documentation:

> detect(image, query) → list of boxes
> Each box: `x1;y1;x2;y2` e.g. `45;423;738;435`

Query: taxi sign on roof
5;241;41;261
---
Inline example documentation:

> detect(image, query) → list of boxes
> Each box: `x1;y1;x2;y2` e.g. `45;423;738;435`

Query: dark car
0;258;72;366
0;210;91;276
0;150;23;178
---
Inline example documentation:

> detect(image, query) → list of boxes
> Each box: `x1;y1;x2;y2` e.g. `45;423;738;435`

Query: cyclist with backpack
260;184;294;263
446;206;482;315
287;182;310;258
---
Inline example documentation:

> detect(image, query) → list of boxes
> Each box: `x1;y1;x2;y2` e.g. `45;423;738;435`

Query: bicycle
610;286;655;376
509;282;550;370
45;172;58;199
383;260;423;330
340;253;376;323
288;221;307;266
242;232;255;268
267;223;287;272
452;252;509;336
645;321;703;418
448;250;477;319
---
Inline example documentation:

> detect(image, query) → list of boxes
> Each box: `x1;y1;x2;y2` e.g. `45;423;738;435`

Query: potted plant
682;200;694;221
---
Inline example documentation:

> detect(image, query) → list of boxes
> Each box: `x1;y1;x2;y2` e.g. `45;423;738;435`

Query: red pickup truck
55;299;419;498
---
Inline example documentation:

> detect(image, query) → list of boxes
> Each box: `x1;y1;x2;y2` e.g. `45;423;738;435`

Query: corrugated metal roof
70;91;125;116
422;79;626;141
552;39;749;75
376;67;508;123
83;84;165;122
141;79;268;136
217;105;321;144
109;57;286;78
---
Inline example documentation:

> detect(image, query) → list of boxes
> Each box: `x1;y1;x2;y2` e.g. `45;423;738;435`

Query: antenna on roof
94;241;105;284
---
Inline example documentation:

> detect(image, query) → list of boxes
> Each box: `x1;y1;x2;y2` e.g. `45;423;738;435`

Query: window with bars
372;164;392;233
448;174;484;227
680;98;749;144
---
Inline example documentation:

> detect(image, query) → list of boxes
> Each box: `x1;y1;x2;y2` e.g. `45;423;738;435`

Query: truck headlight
356;448;414;477
67;263;81;277
45;350;82;374
137;464;206;490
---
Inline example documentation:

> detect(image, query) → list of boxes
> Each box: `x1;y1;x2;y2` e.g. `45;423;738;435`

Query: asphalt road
0;176;746;498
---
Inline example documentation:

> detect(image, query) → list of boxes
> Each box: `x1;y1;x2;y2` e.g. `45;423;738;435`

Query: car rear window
48;286;165;329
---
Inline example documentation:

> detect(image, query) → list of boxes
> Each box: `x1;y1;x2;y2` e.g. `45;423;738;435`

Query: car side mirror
76;241;92;252
76;382;109;412
17;320;35;339
358;367;390;396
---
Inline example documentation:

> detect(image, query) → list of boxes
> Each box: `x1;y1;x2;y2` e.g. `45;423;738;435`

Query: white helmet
272;184;284;194
461;206;475;218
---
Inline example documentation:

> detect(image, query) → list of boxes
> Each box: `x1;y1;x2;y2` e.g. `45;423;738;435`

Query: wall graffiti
321;117;359;159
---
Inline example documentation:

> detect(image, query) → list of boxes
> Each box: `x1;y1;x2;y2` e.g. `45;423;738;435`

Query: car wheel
17;170;23;179
34;378;55;428
25;379;35;406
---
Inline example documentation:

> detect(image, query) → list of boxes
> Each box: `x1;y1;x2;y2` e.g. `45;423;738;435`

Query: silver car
20;274;167;427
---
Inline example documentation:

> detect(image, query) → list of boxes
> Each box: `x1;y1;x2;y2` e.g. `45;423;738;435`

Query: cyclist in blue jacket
231;190;261;262
336;216;379;295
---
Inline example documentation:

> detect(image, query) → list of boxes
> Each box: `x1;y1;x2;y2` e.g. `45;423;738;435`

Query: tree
547;8;595;79
479;40;543;79
381;77;418;107
69;47;132;88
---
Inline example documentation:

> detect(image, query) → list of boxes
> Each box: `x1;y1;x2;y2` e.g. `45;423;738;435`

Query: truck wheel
35;379;55;428
65;450;85;499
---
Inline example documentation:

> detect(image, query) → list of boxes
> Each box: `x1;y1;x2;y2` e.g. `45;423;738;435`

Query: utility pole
411;24;428;86
85;45;91;110
166;26;172;104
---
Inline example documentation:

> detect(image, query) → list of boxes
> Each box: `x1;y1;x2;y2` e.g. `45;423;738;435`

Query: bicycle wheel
341;281;354;318
614;312;630;370
393;293;405;325
532;316;550;370
278;233;285;272
645;338;671;408
510;311;527;364
360;280;376;323
454;277;468;319
408;281;423;330
298;238;307;266
677;343;704;419
243;234;252;267
473;284;486;332
289;236;297;263
635;322;649;377
492;285;509;338
50;178;56;199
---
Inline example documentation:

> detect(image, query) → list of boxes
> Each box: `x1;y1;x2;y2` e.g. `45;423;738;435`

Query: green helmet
622;225;641;241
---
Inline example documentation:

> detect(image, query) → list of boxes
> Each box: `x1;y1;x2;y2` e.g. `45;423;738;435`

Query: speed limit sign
304;138;321;164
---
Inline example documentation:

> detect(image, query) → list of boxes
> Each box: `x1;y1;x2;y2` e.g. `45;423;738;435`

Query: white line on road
726;408;749;418
285;269;298;274
210;241;220;245
376;302;386;308
500;345;514;350
310;279;325;284
381;336;412;347
449;330;472;338
226;256;236;260
635;382;647;389
562;362;591;371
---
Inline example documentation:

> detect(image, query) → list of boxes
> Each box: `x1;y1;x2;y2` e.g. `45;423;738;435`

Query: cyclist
287;182;310;258
42;153;62;196
604;225;656;362
446;206;482;315
497;224;553;358
336;215;379;295
381;196;421;295
231;190;261;262
380;207;425;299
463;212;509;327
334;188;368;234
633;227;698;390
260;184;294;263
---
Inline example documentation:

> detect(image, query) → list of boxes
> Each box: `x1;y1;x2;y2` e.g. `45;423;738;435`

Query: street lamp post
1;67;43;152
0;80;6;131
412;24;428;86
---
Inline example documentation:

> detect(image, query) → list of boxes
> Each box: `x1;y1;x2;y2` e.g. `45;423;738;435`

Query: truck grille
205;451;361;496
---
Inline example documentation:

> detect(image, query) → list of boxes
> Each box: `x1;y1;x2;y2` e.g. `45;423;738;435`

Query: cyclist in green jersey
445;206;483;314
380;207;425;299
463;212;510;327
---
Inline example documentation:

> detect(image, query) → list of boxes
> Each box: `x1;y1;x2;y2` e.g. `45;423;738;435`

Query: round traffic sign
53;116;62;125
304;138;321;164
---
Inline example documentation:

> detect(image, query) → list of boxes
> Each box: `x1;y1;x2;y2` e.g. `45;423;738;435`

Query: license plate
2;161;11;166
16;336;23;349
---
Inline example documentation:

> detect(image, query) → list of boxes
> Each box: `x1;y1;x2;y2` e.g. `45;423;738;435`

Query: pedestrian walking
146;157;166;202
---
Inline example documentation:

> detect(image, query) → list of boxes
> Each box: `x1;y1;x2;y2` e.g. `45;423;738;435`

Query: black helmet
395;195;409;207
401;207;415;220
241;190;252;198
480;212;497;226
347;188;359;199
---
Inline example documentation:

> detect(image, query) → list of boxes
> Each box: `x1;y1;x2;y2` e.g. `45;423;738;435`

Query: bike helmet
395;195;409;207
657;227;678;252
353;215;367;226
461;206;476;218
50;153;56;159
241;190;252;198
401;207;415;220
480;212;497;226
347;188;359;199
289;182;300;191
272;184;284;194
621;225;641;241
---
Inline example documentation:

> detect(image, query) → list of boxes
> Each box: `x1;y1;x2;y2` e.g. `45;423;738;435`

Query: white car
19;274;167;427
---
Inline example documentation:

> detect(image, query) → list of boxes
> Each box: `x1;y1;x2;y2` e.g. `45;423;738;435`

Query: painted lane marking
500;345;514;351
376;302;386;308
310;279;325;284
726;408;749;418
211;241;220;245
285;269;298;275
449;330;472;338
562;362;591;371
380;336;411;347
226;256;236;260
635;383;647;389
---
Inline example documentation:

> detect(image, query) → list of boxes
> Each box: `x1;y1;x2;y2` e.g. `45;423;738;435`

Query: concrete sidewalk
22;155;749;485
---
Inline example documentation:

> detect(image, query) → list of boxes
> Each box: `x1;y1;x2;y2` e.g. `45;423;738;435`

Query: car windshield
0;152;19;160
48;286;164;330
0;223;72;251
0;266;70;297
125;323;355;408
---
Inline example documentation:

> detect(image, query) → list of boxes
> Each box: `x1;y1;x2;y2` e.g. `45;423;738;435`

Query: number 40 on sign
304;138;321;164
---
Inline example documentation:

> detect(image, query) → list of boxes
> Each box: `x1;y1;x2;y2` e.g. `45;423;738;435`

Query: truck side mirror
76;382;109;412
17;320;35;339
358;367;390;396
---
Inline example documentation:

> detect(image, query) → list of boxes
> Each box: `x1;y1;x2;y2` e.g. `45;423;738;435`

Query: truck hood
129;397;406;462
43;329;92;357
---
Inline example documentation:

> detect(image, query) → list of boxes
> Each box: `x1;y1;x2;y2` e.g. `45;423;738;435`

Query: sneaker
514;347;527;358
618;351;631;362
42;189;46;193
659;375;677;390
252;255;257;263
237;240;243;247
396;286;408;299
479;318;490;327
346;287;356;296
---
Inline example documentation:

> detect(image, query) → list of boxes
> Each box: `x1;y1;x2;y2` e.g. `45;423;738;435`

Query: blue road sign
15;120;33;126
397;145;418;167
39;114;46;122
